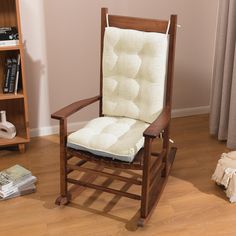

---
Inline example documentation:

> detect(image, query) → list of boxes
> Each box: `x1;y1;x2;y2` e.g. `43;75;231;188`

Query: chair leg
138;132;177;227
138;137;152;226
162;126;177;177
162;126;170;177
165;146;177;176
55;149;71;205
55;119;71;206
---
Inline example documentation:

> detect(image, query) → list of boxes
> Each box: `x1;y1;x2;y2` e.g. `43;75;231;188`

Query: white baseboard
30;106;210;137
171;105;210;118
30;121;87;137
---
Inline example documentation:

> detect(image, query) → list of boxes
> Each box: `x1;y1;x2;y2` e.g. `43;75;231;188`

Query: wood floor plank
0;114;235;235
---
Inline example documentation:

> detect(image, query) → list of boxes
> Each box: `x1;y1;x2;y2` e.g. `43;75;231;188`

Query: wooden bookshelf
0;0;30;153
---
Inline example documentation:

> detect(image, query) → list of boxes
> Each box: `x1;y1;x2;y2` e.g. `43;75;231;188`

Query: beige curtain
210;0;236;149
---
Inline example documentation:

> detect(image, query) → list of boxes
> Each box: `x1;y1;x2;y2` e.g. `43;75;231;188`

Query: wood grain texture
0;115;233;235
0;0;17;27
67;147;144;170
51;9;177;226
99;8;108;116
51;95;101;120
109;15;168;33
143;106;170;138
67;178;141;201
0;92;24;100
0;0;30;151
0;44;22;51
0;99;28;138
141;137;152;218
67;164;142;185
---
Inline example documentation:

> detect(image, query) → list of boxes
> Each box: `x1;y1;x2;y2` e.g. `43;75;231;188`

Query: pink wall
19;0;219;135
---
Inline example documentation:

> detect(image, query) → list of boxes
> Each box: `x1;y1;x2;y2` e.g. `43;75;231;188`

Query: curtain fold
210;0;236;149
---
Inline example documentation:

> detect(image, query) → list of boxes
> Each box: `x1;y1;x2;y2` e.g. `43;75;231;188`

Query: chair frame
51;8;177;227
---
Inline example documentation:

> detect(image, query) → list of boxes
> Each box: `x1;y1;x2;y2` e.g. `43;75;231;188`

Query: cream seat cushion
103;27;168;123
67;116;149;162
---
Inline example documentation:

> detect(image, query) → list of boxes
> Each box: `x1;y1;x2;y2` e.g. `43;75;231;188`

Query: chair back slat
109;15;168;33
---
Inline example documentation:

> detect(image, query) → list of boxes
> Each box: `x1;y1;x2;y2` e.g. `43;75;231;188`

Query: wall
19;0;219;136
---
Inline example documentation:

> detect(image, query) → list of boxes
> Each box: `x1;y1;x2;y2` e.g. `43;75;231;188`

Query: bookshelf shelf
0;92;24;100
0;136;29;146
0;44;22;51
0;0;30;153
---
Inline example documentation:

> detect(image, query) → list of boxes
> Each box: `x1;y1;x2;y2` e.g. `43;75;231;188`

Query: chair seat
67;116;149;162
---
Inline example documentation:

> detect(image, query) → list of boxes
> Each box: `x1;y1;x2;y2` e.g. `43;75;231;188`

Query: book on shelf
14;54;21;94
8;58;17;93
3;58;12;93
0;165;37;200
2;54;21;94
0;40;19;47
0;27;18;40
0;27;19;47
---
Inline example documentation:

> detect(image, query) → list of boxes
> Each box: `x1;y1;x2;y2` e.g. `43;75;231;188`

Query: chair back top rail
108;14;168;33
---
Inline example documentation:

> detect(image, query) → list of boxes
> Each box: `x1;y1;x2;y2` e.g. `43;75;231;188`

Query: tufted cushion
102;27;169;124
67;116;149;162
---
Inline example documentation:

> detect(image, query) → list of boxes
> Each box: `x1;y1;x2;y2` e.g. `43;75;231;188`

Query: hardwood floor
0;115;234;236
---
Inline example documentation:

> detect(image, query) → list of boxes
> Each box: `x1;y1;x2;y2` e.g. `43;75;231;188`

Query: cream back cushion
102;27;169;124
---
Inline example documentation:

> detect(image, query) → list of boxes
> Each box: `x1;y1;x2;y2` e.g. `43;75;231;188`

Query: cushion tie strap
106;13;110;27
166;20;170;35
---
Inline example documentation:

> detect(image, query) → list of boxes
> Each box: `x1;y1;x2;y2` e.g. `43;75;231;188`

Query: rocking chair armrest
51;95;101;120
143;106;171;138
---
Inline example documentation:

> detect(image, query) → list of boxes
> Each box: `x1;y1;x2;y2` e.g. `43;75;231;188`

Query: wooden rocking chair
52;8;177;227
